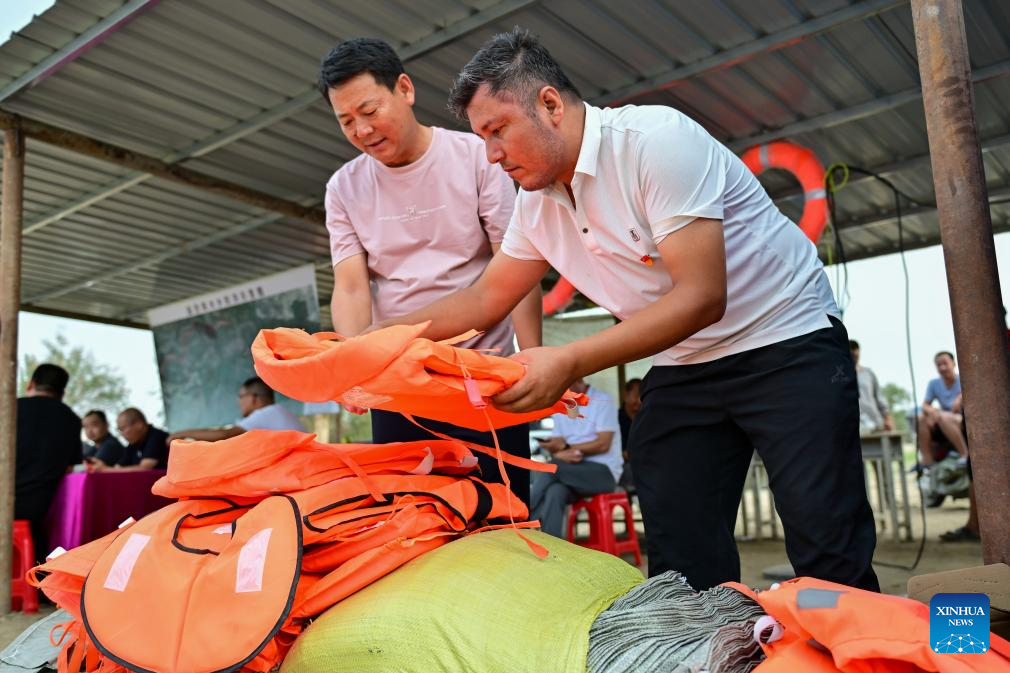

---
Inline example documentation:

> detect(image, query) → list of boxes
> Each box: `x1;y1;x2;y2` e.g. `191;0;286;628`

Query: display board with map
149;265;320;429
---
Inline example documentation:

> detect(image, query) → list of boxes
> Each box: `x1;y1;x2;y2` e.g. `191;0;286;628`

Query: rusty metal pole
0;119;25;614
912;0;1010;564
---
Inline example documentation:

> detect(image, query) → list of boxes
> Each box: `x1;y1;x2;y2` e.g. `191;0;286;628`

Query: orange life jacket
250;323;586;431
727;577;1010;672
81;497;301;673
154;429;480;499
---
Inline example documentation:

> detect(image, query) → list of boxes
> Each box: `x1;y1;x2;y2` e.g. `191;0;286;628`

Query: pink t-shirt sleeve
476;158;517;244
325;176;366;267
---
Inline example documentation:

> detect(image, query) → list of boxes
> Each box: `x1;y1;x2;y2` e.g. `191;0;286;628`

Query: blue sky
7;2;1010;427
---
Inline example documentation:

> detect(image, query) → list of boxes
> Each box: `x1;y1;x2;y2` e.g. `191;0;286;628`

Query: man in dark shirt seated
91;408;169;471
82;410;125;465
16;364;82;563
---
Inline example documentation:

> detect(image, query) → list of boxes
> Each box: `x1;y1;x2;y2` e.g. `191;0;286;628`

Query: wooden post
0;119;26;615
912;0;1010;564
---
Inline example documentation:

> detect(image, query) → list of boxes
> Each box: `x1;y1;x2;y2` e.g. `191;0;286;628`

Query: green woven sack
282;529;643;673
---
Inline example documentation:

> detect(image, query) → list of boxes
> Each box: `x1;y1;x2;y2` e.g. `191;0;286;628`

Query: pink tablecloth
44;471;172;552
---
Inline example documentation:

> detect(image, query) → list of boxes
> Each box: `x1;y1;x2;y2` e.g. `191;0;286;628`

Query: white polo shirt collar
544;103;602;208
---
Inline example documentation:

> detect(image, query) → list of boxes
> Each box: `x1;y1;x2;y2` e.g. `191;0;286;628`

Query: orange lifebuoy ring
542;275;575;316
741;141;827;244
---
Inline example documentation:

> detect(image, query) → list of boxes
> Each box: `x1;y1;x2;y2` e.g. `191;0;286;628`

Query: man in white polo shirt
166;377;306;444
533;377;622;538
370;28;878;592
317;38;542;505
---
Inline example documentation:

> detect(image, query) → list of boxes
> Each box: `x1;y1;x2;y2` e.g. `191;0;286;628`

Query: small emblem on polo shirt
629;228;641;242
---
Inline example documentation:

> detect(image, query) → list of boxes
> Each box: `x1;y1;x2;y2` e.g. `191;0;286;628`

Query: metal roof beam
20;304;148;330
0;0;161;103
0;111;324;224
120;256;333;322
771;132;1010;206
17;0;537;238
840;220;1010;262
728;58;1010;150
834;185;1010;231
24;205;299;306
595;0;907;105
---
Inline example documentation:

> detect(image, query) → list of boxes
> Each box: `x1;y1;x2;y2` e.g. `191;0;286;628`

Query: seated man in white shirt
532;378;622;538
166;377;306;445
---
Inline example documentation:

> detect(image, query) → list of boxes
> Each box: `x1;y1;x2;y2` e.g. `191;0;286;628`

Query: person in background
617;378;642;490
917;351;967;468
82;409;126;465
92;408;169;471
532;378;622;538
618;378;642;454
939;309;1010;543
166;377;306;445
15;364;82;563
849;340;893;433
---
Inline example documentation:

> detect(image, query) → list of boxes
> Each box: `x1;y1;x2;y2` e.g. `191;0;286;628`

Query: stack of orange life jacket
27;324;588;672
27;430;539;673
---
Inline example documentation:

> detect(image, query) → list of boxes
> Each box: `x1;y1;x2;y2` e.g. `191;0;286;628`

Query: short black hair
241;377;275;403
849;340;860;351
30;363;69;396
935;350;955;363
84;410;107;424
624;378;642;392
318;37;404;104
119;407;147;426
448;27;581;121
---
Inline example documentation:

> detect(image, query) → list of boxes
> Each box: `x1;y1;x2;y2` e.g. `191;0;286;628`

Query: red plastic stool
11;519;39;613
566;491;642;565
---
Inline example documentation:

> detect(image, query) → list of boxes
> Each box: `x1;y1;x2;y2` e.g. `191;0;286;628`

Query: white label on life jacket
236;528;273;593
409;448;435;475
103;534;151;592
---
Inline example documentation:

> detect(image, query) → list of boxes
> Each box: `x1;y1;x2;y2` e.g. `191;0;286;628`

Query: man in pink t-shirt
317;38;542;504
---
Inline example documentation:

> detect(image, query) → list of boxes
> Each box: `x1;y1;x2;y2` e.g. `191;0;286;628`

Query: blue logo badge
930;593;990;653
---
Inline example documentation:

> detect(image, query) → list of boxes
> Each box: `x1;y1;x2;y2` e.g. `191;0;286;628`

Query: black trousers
629;316;879;592
370;409;531;507
15;489;56;565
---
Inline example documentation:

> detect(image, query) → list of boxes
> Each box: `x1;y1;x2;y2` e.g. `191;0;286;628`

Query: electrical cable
824;165;928;572
824;164;852;316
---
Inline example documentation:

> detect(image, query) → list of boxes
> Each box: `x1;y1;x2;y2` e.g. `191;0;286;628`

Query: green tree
341;409;373;443
881;382;911;433
19;333;130;416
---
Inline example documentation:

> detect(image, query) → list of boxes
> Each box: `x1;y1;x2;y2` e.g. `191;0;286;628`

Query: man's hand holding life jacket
492;345;578;414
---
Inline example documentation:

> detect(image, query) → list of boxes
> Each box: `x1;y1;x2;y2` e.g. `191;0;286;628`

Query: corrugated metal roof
2;0;1009;327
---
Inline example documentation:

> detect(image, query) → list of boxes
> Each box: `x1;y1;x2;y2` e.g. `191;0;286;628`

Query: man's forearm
570;437;610;455
116;458;159;472
331;290;372;336
170;427;242;443
376;286;504;341
564;283;724;378
511;284;543;350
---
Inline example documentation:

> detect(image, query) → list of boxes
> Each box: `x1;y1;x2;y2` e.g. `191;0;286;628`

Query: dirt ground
734;493;983;595
0;477;984;650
